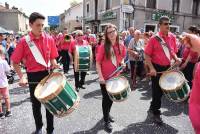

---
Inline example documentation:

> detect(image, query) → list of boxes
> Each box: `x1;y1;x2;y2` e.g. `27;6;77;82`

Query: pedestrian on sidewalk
0;48;12;119
128;30;145;89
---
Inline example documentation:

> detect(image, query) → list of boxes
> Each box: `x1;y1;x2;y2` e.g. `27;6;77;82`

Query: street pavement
0;66;194;134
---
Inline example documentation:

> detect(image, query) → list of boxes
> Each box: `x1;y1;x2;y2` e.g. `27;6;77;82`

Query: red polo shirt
96;43;126;80
11;32;58;72
182;47;199;63
95;43;102;55
69;40;88;54
144;32;177;66
190;63;200;104
189;63;200;132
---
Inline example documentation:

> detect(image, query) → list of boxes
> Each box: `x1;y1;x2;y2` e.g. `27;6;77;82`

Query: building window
146;0;156;9
144;24;157;32
170;25;179;33
106;0;111;10
86;3;89;13
172;0;180;12
192;0;199;15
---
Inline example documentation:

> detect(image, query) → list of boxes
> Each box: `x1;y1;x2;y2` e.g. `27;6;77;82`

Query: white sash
25;35;50;68
155;34;171;61
110;47;117;67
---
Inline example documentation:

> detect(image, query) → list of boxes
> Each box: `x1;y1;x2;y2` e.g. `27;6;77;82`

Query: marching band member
58;28;73;74
11;12;59;134
96;24;126;133
69;30;88;92
144;16;181;125
180;46;199;88
180;26;199;88
183;33;200;134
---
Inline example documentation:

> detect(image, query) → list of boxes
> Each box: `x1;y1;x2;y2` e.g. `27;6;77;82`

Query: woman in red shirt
96;24;126;133
183;33;200;134
180;47;199;88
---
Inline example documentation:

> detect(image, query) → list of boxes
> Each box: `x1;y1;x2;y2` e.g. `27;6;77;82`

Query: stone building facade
59;2;83;33
0;3;29;33
83;0;200;33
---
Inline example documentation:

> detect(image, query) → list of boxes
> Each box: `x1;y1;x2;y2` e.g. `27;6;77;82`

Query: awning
0;26;9;34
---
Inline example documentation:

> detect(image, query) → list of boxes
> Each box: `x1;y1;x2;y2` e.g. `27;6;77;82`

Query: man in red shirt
57;28;74;74
11;12;59;134
144;16;181;125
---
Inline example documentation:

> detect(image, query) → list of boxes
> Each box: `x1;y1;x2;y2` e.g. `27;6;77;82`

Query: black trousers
56;51;62;63
27;71;54;133
100;84;113;122
182;61;196;88
149;63;170;115
73;68;86;88
60;50;70;73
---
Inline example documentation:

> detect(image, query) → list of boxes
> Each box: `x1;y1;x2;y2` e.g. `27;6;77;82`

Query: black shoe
64;71;68;74
104;122;113;133
47;131;54;134
32;128;43;134
109;115;115;122
79;85;86;89
0;113;5;119
5;111;12;117
75;87;79;92
153;115;163;125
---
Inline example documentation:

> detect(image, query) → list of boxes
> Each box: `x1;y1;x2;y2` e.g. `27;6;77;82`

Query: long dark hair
104;24;120;59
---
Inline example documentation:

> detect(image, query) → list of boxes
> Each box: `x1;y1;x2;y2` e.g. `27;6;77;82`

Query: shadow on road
83;89;102;100
113;113;179;134
73;119;104;134
9;87;29;95
137;80;152;101
85;78;99;85
11;97;30;108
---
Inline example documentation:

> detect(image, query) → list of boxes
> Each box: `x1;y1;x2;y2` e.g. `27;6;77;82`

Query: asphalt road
0;66;194;134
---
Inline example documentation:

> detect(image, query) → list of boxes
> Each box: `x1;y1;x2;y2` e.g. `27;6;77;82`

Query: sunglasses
162;22;171;26
107;30;116;35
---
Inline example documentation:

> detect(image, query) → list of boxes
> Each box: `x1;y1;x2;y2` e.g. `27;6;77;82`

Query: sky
0;0;82;25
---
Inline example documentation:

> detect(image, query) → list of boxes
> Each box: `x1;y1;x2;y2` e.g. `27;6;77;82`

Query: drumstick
28;82;40;84
108;60;129;79
28;81;49;85
41;69;54;86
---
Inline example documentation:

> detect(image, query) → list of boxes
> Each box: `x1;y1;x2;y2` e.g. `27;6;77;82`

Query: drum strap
25;35;50;68
155;34;172;62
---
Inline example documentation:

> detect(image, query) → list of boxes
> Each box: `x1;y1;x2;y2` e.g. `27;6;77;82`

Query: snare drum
106;76;131;102
74;45;93;72
35;72;80;117
159;71;190;102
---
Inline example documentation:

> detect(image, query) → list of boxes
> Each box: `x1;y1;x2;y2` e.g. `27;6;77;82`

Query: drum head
35;73;65;100
106;76;128;94
159;71;185;91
